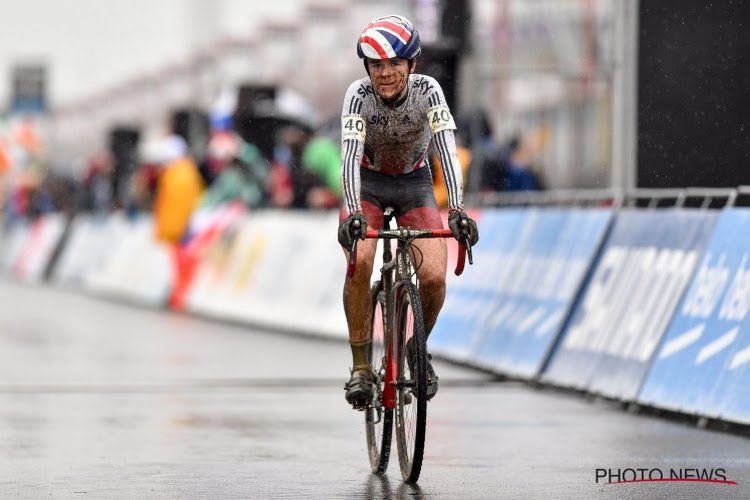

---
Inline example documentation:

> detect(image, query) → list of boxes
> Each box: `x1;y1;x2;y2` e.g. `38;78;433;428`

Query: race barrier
4;203;750;428
639;208;750;424
430;207;612;379
0;214;67;283
185;209;348;338
541;209;718;400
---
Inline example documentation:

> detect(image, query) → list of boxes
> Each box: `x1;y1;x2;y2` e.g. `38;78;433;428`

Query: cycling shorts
340;167;443;230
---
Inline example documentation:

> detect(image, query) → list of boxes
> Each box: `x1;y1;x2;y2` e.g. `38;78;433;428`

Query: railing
469;186;746;210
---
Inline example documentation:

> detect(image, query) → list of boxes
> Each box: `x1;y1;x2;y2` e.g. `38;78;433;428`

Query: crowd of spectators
0;105;546;245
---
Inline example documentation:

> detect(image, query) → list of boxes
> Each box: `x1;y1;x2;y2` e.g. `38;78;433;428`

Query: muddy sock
350;339;371;371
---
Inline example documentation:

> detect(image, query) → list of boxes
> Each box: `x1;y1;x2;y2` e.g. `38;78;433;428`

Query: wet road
1;280;749;499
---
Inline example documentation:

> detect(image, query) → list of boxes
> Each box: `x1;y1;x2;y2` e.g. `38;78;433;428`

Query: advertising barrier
185;210;348;338
0;220;31;274
542;209;718;400
474;208;612;378
5;203;750;428
83;214;174;306
429;208;517;361
2;214;67;282
429;208;610;379
639;208;750;423
52;214;124;286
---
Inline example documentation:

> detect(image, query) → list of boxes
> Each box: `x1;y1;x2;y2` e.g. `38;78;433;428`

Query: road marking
695;327;739;365
729;344;750;370
659;323;704;359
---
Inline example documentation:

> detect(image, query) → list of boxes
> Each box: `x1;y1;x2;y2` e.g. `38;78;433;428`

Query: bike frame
355;214;470;410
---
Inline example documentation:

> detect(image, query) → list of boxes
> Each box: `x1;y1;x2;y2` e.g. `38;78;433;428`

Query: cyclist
338;15;479;407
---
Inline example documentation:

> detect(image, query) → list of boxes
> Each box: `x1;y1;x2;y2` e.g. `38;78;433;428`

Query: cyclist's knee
419;271;446;294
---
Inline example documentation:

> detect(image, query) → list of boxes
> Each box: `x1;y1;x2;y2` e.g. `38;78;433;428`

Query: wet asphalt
1;280;749;499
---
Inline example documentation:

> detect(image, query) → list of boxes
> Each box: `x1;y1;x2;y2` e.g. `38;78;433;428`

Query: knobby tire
365;281;393;474
393;282;427;483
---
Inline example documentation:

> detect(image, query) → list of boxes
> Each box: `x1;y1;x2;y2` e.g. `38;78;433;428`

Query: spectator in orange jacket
153;135;205;244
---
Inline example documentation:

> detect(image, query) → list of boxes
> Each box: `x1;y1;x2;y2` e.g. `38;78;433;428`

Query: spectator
80;151;114;214
301;136;341;209
200;132;271;209
153;135;205;244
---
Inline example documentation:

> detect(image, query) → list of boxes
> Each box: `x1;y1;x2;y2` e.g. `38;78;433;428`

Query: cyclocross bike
347;208;473;483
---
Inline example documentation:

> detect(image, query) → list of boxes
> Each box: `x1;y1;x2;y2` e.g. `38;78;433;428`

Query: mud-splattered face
367;58;413;102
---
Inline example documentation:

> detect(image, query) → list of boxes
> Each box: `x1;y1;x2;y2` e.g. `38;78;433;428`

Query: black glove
338;212;368;249
448;210;479;247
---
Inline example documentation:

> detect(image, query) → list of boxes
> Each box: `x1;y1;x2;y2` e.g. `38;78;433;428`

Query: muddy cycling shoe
344;367;376;409
406;341;439;401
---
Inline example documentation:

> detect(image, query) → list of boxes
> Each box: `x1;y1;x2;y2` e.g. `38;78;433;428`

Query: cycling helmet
356;15;422;60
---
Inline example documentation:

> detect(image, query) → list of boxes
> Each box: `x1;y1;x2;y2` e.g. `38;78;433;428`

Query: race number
342;114;366;142
427;104;456;134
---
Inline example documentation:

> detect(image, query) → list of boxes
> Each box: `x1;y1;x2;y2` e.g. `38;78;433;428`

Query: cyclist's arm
425;81;464;211
340;82;367;214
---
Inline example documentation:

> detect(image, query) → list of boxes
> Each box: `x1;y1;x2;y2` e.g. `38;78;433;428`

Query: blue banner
474;208;612;378
542;209;718;400
430;209;529;360
639;209;750;423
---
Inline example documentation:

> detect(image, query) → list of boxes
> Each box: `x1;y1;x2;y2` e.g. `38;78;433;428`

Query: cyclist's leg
341;201;383;344
398;205;445;401
397;206;447;337
341;201;383;405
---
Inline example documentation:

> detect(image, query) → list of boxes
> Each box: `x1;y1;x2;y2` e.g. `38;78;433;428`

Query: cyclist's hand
338;212;368;249
448;210;479;247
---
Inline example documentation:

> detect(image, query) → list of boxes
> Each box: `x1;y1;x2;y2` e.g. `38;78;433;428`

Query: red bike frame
348;228;471;409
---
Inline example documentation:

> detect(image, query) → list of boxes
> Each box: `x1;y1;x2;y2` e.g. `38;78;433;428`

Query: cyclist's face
368;58;413;101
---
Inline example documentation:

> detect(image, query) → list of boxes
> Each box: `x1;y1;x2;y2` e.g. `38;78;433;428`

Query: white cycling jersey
340;73;464;215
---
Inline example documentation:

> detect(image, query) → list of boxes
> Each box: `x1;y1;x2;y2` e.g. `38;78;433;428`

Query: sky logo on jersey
640;208;750;423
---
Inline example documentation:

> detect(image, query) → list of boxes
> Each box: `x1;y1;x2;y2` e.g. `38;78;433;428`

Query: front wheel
365;282;393;474
393;282;427;483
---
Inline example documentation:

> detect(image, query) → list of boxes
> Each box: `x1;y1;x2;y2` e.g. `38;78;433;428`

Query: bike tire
393;282;427;483
365;281;393;474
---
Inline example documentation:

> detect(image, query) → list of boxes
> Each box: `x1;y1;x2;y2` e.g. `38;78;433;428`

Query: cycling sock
350;339;371;371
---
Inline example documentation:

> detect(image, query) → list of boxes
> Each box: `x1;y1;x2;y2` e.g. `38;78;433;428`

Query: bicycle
347;208;473;483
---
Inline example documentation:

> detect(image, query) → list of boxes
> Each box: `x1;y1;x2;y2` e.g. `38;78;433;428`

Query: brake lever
346;219;361;278
459;218;474;266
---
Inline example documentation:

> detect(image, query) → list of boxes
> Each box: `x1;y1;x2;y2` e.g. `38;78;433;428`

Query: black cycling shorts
359;167;438;217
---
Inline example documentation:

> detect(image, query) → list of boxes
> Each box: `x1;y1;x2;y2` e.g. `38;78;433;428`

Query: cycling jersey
340;74;464;215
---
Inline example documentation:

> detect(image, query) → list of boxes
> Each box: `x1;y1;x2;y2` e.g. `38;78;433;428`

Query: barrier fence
2;192;750;427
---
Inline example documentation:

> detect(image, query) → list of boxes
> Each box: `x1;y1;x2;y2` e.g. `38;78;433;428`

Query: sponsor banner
12;213;67;283
168;202;246;311
185;210;348;338
51;214;121;286
639;209;750;423
542;209;718;400
430;208;522;361
230;210;347;337
83;214;173;306
475;208;612;378
0;221;31;274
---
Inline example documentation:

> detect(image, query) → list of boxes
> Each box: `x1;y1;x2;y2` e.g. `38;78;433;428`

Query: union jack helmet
356;15;422;60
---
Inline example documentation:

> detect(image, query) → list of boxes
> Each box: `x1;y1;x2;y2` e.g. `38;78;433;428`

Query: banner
639;209;750;423
429;208;521;361
542;209;718;400
475;208;612;378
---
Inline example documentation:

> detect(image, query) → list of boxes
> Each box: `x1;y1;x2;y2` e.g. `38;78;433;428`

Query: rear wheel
393;282;427;483
365;282;393;474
